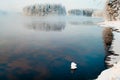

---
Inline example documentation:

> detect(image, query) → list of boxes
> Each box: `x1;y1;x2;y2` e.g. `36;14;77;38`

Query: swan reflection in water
25;21;66;31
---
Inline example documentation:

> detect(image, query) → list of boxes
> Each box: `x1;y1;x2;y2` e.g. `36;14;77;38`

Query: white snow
71;62;77;70
96;21;120;80
99;21;120;31
96;61;120;80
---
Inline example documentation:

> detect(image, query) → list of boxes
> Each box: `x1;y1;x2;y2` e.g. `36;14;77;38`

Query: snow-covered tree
68;9;94;16
105;0;120;21
23;4;66;16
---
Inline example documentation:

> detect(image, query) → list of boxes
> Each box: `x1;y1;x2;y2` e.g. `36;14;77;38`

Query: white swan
71;62;77;69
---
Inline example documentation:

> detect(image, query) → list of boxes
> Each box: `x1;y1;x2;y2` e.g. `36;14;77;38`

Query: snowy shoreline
96;21;120;80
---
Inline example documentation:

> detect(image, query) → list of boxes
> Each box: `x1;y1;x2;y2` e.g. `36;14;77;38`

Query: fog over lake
0;14;105;80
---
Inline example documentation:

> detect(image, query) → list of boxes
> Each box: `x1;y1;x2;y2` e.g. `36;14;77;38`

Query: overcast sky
0;0;106;12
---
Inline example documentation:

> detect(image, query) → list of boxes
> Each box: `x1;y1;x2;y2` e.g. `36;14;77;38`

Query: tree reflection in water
25;21;66;31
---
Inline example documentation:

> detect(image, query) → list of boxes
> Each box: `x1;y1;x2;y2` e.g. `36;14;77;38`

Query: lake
0;14;106;80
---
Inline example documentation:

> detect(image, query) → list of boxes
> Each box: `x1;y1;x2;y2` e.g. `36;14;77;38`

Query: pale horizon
0;0;106;12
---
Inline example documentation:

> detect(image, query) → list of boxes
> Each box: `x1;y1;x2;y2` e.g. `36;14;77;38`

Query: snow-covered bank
96;21;120;80
99;21;120;31
96;61;120;80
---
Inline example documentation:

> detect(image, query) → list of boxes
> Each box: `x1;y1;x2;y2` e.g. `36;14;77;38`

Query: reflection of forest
102;27;113;67
26;21;66;31
103;28;113;51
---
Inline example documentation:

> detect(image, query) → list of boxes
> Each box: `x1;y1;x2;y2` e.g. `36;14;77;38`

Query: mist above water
0;13;105;80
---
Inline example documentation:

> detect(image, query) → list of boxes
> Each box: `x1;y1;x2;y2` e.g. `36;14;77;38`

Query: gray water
0;14;105;80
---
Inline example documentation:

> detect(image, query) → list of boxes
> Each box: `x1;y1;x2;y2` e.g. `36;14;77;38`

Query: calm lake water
0;14;105;80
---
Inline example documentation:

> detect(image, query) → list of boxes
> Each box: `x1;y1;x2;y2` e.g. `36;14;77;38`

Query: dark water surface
0;14;105;80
